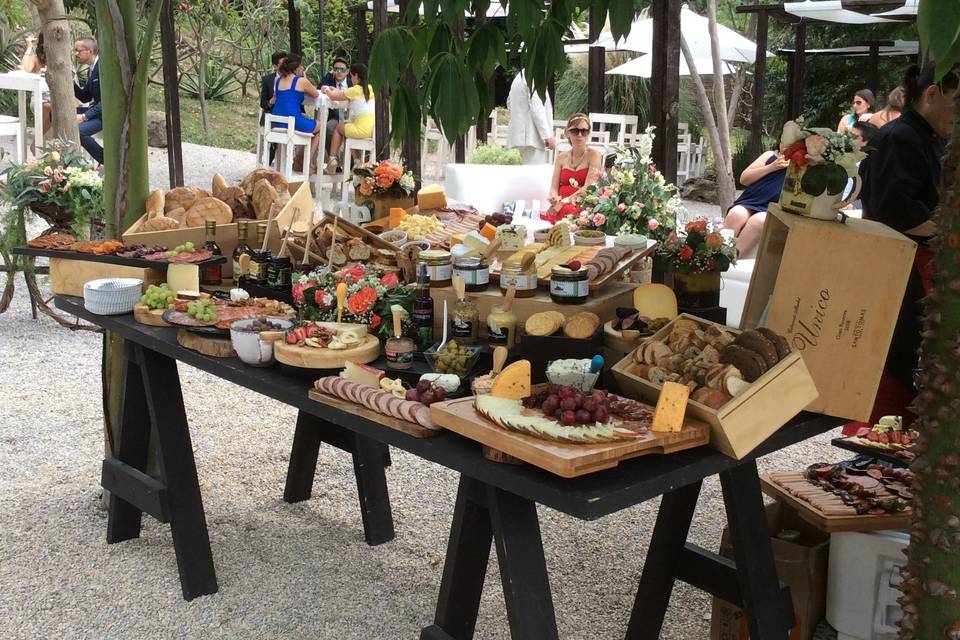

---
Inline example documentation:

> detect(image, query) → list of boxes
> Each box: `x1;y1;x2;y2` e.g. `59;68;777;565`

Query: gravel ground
0;143;845;639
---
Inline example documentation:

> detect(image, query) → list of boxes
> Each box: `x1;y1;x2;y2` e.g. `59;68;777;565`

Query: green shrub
180;59;240;101
469;144;522;165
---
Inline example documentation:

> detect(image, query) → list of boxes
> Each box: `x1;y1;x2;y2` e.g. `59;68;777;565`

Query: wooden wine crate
611;313;820;459
49;258;164;297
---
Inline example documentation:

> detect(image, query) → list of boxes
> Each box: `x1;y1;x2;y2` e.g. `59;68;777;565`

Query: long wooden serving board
761;473;911;533
308;389;439;438
488;241;655;289
430;395;710;478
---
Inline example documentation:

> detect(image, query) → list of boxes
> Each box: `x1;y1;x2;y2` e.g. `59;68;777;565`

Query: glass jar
487;304;517;350
385;336;415;369
453;256;489;292
451;297;479;343
499;263;538;298
418;250;452;287
549;265;589;304
250;250;272;285
267;255;292;289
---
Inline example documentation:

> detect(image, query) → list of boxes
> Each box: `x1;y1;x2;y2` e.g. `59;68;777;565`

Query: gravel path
0;143;842;638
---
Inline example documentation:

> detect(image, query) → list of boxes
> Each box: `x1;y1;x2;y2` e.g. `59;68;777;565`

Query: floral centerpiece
1;141;104;236
352;159;416;218
572;127;682;242
657;218;737;309
778;120;867;219
292;264;413;341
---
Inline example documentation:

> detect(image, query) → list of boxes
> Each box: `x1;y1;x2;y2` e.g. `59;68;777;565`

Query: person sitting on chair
260;50;287;165
321;63;375;175
319;56;353;154
268;53;323;174
19;33;53;135
544;113;603;224
722;144;790;257
74;37;102;165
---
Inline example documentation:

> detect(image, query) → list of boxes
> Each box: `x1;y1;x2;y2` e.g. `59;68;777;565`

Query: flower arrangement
657;218;737;275
292;265;412;340
352;160;416;200
565;210;606;232
573;127;681;241
0;141;104;235
780;120;867;196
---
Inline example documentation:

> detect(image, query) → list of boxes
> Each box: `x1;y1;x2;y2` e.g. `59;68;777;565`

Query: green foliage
552;53;650;123
180;60;240;100
469;143;522;164
918;0;960;76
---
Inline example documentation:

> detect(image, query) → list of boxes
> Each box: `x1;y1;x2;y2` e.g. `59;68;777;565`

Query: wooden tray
488;241;655;289
177;329;235;358
133;303;170;327
761;473;911;533
308;389;438;438
274;335;380;369
13;245;226;269
831;437;911;468
430;395;710;478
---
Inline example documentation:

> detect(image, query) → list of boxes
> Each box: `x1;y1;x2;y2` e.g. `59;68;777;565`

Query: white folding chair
263;114;314;184
676;132;692;183
339;122;376;208
588;112;639;148
0;115;24;164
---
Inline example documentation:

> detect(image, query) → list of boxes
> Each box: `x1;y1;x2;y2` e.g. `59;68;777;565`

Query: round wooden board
177;329;236;358
482;445;526;465
274;334;381;369
133;303;171;327
602;321;641;354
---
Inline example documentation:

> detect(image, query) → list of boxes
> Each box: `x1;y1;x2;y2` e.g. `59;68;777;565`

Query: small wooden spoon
238;252;251;277
502;285;517;312
258;330;286;342
482;239;502;261
492;346;508;375
452;274;466;301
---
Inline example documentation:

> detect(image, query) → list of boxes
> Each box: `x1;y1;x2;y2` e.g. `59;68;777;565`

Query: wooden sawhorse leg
421;475;559;640
626;461;793;639
102;342;218;601
283;410;395;546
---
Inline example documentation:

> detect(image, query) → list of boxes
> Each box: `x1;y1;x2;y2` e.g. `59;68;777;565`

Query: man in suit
319;56;352;153
506;71;555;165
73;37;102;165
260;51;287;165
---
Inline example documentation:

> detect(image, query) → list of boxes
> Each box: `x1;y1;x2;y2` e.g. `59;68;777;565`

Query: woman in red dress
544;113;603;224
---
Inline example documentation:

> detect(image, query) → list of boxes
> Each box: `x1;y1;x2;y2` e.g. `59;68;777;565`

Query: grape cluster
404;380;447;406
479;212;510;230
524;385;610;426
186;298;218;322
139;283;176;310
165;241;196;259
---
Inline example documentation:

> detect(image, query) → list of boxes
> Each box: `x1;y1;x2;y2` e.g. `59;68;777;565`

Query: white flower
399;172;415;192
780;120;805;148
638;134;654;164
804;134;827;159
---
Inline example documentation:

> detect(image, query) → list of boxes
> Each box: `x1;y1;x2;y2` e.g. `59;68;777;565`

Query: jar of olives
428;340;475;377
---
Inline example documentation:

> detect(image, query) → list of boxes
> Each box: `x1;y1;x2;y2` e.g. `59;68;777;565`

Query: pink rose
617;203;627;212
380;272;400;289
592;213;606;226
292;283;305;303
648;219;660;230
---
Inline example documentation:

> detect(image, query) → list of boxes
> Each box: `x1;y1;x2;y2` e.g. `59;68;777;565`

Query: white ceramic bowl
229;317;294;367
379;230;408;246
83;278;143;315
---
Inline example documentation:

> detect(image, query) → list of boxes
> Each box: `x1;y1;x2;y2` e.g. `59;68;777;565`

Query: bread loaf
184;197;232;228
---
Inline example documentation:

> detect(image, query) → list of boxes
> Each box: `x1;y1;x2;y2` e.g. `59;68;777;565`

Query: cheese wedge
652;381;689;433
340;361;385;388
166;263;199;294
388;207;408;230
633;284;678;320
547;221;572;247
479;223;498;241
496;225;525;251
462;230;490;254
417;184;447;210
490;360;531;400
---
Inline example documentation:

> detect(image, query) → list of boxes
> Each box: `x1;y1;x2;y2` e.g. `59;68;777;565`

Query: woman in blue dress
722;145;790;256
269;53;323;172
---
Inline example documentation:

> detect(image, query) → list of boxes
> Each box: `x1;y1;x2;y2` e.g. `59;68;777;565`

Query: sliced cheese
462;230;490;254
166;263;199;294
633;284;678;320
417;184;447;210
490;360;531;400
479;223;498;241
340;361;385;388
388;207;408;230
495;225;525;251
652;381;689;433
547;221;572;247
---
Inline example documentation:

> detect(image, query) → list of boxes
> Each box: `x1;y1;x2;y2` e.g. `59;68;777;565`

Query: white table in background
0;71;48;160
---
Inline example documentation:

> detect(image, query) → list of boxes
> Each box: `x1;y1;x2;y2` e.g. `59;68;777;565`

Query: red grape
591;390;606;403
433;387;446;401
405;389;420;402
546;384;560;395
542;398;560;414
560;397;577;412
420;390;436;405
558;387;576;399
547;394;560;406
575;409;592;424
554;409;563;419
417;380;432;393
561;410;577;425
593;407;609;423
582;398;597;413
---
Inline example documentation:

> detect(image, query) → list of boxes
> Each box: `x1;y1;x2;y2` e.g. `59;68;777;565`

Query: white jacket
506;72;554;150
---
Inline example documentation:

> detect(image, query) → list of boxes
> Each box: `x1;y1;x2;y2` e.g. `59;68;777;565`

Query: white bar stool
339;127;376;207
0;115;24;164
263;114;314;184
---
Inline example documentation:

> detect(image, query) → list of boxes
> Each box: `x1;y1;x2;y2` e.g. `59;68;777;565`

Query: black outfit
319;72;352;122
859;108;942;388
74;60;103;164
259;71;279;164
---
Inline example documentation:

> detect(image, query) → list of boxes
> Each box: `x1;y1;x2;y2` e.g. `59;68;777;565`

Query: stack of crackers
524;311;601;339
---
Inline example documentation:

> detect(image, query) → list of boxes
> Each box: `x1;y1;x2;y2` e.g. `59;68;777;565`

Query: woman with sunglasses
837;89;875;134
544;114;603;223
322;63;375;174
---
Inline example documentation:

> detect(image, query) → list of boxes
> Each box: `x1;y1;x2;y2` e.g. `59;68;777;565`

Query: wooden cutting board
430;395;710;478
308;389;438;438
274;335;381;369
761;473;911;533
133;303;170;327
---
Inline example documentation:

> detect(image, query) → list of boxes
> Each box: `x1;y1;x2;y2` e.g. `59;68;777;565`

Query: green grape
184;242;194;251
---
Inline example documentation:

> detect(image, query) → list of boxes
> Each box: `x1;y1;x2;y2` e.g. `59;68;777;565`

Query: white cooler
826;530;909;640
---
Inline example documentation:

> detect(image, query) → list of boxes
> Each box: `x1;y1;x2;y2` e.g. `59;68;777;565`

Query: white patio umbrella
591;4;772;63
605;53;734;79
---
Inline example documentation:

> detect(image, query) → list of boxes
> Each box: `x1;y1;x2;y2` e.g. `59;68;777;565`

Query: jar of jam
453;256;489;292
499;263;537;298
487;303;517;350
418;250;452;287
250;250;273;285
549;265;589;304
267;255;292;289
385;336;415;369
451;297;479;343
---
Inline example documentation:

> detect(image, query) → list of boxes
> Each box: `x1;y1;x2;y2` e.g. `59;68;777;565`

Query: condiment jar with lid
418;250;452;287
267;255;292;289
549;265;589;304
250;249;273;285
452;255;489;292
499;262;537;298
487;303;517;350
450;275;479;343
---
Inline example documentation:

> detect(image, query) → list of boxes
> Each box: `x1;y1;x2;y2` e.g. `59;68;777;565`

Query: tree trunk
31;0;79;145
681;34;735;213
198;50;209;133
899;91;960;639
706;0;734;199
726;65;747;128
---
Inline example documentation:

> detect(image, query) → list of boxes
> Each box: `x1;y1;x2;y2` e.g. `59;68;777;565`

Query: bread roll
145;189;164;219
141;215;180;231
184;197;232;228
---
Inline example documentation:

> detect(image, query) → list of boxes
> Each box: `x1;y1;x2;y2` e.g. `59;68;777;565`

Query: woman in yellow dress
321;63;375;174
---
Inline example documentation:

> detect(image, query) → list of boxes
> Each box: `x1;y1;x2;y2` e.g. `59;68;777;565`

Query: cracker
525;312;561;337
545;310;567;327
563;313;598;339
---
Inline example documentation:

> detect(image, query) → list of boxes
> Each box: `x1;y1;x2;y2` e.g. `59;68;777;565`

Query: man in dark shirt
318;56;352;153
259;51;286;165
73;37;102;165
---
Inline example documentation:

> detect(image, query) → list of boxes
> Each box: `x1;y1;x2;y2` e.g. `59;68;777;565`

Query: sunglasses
333;66;347;72
568;127;590;136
